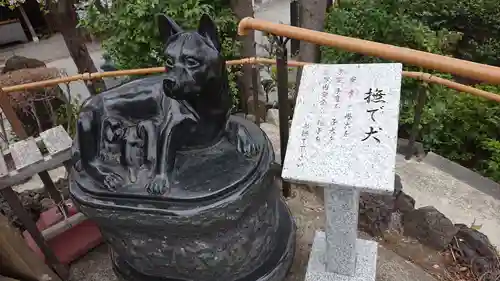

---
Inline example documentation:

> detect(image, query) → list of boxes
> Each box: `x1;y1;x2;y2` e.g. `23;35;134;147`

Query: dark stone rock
403;206;458;250
393;174;403;196
396;138;425;160
455;224;497;258
362;177;415;236
2;56;46;74
394;191;415;214
359;192;394;236
358;174;410;236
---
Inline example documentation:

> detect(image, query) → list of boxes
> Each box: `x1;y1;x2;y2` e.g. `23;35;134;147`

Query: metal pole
276;38;291;197
405;83;428;160
290;0;300;56
252;65;261;125
18;5;39;43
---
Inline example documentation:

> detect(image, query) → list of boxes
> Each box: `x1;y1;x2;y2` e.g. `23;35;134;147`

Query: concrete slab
0;34;101;66
1;34;123;103
374;239;437;281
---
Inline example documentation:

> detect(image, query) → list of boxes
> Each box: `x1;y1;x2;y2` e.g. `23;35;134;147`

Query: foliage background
321;0;500;182
78;0;242;108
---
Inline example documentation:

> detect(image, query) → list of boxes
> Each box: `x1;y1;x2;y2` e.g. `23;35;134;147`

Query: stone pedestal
283;63;403;281
306;232;378;281
70;116;296;281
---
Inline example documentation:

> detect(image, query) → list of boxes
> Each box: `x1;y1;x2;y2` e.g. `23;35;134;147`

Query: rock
403;206;458;250
260;122;281;164
394;174;403;196
396;138;425;161
358;174;410;236
2;56;46;74
266;108;280;127
394;191;415;214
455;224;497;258
359;192;394;236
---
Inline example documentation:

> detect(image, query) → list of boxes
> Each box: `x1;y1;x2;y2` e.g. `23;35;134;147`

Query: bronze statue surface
70;14;296;281
72;14;259;198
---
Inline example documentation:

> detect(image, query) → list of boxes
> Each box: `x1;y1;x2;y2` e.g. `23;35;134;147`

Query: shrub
78;0;241;108
398;0;500;66
322;0;500;182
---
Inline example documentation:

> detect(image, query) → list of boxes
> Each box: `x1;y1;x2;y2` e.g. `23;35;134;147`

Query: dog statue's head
158;14;227;102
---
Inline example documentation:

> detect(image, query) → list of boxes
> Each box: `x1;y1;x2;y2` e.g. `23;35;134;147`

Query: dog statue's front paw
145;175;170;195
236;138;260;158
103;172;124;191
242;141;260;157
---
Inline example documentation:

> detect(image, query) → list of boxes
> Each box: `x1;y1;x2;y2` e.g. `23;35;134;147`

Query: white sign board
282;63;402;193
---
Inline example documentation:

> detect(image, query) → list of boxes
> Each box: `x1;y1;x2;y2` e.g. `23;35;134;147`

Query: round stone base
111;199;296;281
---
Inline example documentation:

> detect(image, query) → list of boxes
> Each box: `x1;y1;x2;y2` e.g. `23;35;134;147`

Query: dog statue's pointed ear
198;14;221;51
157;14;183;42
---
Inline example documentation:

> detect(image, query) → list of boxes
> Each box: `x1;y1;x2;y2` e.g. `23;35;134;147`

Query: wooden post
0;90;66;214
0;89;28;139
0;214;62;281
0;90;68;279
0;188;69;279
18;5;39;43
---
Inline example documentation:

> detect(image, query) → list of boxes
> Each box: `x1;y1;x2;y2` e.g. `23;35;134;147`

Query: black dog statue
73;14;259;196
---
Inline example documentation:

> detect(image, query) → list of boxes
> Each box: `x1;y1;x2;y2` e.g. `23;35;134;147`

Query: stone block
9;138;43;170
282;63;402;194
39;125;73;156
305;231;377;281
266;108;280;127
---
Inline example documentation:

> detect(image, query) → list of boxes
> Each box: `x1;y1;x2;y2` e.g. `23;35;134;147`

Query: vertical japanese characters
362;88;386;143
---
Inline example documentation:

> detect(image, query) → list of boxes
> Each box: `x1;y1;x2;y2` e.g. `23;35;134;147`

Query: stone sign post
283;63;403;281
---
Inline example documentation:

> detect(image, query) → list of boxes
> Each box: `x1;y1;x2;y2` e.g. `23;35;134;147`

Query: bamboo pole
403;72;500;103
1;57;499;102
237;17;500;85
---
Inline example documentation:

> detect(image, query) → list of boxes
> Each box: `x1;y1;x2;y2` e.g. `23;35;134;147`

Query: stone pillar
324;187;359;275
283;63;403;281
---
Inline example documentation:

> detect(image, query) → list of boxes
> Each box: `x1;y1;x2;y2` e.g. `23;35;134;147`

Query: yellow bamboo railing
2;57;500;103
238;18;500;85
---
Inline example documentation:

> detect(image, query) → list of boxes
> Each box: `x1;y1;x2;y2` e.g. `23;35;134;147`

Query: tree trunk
297;0;328;63
230;0;256;113
50;0;106;95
